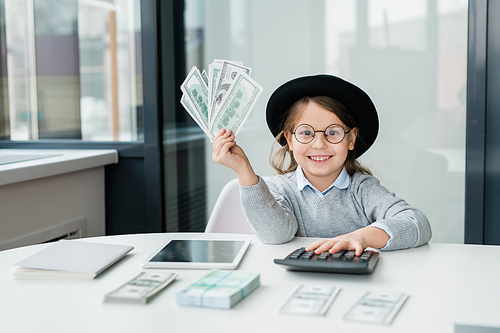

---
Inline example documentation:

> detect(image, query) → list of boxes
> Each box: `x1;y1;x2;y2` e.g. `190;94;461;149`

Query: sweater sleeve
239;176;298;244
353;175;432;251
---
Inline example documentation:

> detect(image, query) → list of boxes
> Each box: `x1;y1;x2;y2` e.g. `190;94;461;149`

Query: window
2;0;142;141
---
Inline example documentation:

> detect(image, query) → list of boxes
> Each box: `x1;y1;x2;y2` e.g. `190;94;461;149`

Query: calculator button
288;247;306;259
292;248;306;255
343;251;355;261
359;251;373;261
344;251;355;257
317;252;330;260
300;251;314;260
330;250;345;260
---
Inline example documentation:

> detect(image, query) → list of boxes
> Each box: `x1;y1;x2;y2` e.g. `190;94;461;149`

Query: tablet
141;239;251;270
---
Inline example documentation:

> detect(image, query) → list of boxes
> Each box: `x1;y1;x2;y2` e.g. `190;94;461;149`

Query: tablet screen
149;240;247;264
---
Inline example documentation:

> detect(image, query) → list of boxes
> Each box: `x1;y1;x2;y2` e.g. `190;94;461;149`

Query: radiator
0;217;86;251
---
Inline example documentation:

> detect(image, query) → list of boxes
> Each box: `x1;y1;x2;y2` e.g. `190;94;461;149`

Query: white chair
205;178;253;234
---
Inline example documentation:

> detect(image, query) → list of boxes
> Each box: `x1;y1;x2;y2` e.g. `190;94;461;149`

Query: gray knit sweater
239;171;432;251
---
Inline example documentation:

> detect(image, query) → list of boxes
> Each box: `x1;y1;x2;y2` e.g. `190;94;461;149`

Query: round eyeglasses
291;123;352;144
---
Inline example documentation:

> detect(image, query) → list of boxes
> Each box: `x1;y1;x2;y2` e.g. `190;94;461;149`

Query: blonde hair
270;96;372;176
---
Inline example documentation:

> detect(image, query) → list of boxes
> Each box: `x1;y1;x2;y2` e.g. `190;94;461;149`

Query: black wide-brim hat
266;74;379;157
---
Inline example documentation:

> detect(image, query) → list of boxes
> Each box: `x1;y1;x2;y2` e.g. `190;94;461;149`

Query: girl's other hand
305;227;390;256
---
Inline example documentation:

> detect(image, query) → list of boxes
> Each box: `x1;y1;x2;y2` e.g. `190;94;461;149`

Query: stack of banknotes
176;269;260;309
180;59;263;141
104;271;178;304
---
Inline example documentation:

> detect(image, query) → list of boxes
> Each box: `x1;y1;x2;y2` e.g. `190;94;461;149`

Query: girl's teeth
310;156;329;161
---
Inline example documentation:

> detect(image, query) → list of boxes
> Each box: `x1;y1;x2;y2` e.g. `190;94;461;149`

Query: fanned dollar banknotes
176;269;260;309
180;59;263;141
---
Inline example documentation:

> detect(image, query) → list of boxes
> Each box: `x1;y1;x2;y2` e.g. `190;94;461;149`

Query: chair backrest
204;178;253;234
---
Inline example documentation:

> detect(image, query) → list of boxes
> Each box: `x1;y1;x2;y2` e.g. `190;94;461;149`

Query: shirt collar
296;165;350;195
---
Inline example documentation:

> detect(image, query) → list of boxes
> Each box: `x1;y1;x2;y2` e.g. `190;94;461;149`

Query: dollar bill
209;72;263;138
207;61;222;122
208;60;243;118
180;94;213;140
209;60;252;124
280;284;340;315
343;290;409;324
104;271;178;304
201;69;209;86
180;66;209;128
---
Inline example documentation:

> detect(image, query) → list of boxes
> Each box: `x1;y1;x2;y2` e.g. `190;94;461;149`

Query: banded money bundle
176;269;260;309
180;60;263;141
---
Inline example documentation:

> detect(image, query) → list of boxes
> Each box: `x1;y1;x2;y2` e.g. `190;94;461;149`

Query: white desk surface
1;233;499;333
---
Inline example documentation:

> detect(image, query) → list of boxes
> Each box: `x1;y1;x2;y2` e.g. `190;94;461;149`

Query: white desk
1;233;499;333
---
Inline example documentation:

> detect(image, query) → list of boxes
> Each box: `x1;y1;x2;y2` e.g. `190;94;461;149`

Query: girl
212;74;431;255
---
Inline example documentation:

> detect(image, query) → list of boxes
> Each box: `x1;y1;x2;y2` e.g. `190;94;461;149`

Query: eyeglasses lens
294;124;345;144
295;125;315;143
325;125;345;144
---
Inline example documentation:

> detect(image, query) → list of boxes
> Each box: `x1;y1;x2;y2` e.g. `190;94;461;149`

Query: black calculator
274;247;379;275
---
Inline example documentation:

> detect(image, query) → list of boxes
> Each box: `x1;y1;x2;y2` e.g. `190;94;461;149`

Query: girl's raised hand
212;129;246;170
212;129;259;186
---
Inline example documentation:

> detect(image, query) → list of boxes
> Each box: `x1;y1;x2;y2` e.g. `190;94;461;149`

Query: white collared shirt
296;165;350;197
